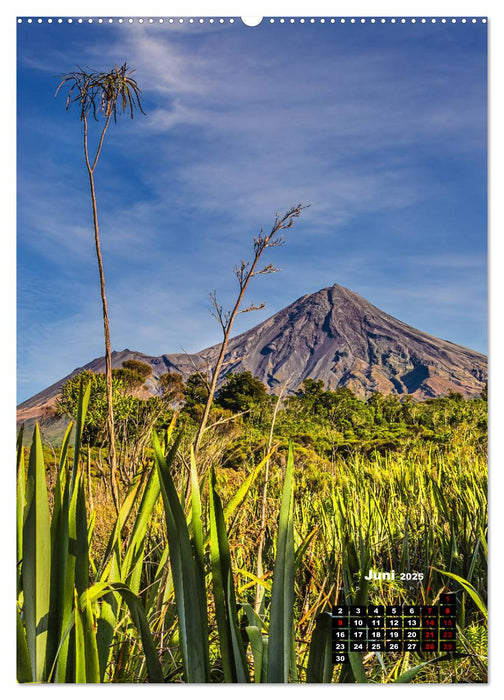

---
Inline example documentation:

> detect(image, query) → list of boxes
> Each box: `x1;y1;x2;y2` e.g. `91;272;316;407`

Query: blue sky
17;18;487;402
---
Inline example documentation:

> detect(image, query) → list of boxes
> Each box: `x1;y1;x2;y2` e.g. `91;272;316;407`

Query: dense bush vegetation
56;368;487;465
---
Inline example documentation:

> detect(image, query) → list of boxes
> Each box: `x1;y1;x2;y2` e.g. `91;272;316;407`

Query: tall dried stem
56;65;145;511
193;204;308;456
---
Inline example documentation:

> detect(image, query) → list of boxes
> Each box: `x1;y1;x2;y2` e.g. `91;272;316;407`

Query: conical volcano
17;283;487;423
204;283;487;398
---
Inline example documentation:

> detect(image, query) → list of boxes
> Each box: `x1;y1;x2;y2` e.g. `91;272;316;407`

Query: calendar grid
331;593;457;664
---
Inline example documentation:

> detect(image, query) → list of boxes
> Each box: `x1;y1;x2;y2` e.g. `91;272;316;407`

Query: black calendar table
331;593;457;664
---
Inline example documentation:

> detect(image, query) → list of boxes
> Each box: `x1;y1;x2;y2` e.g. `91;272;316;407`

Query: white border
3;2;501;697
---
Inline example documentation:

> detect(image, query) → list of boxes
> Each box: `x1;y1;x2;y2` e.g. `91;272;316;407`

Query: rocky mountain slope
17;283;487;423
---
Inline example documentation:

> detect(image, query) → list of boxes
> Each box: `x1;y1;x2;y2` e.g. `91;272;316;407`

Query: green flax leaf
267;442;295;683
306;612;333;683
153;430;210;682
22;424;51;682
16;604;33;683
209;467;249;682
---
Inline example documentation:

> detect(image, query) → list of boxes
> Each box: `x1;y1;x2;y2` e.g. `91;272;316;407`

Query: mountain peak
205;283;486;398
17;284;487;417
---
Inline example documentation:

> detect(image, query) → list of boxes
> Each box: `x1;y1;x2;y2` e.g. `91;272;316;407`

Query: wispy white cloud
19;23;485;234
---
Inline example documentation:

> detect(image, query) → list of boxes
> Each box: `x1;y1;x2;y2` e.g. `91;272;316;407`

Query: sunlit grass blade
55;468;89;682
22;423;51;682
16;424;24;466
121;464;161;593
83;592;100;682
74;588;87;682
73;586;101;683
71;379;91;491
75;475;90;593
17;604;33;683
394;653;468;682
189;447;207;652
16;426;25;593
190;447;204;577
47;449;70;673
209;466;250;682
50;387;89;682
467;539;481;585
144;543;169;617
54;478;77;681
94;477;141;677
165;410;178;447
45;422;74;677
294;527;318;572
97;478;140;582
246;625;266;683
153;429;209;682
58;420;74;474
96;593;117;681
88;510;96;554
267;442;295;683
224;447;276;522
434;569;488;620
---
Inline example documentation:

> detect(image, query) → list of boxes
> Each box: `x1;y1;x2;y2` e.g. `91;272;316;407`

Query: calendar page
16;11;487;685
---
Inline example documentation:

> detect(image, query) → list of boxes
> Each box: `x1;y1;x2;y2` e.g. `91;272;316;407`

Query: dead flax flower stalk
56;64;145;511
193;204;308;456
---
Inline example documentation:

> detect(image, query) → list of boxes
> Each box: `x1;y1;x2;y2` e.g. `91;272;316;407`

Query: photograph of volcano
16;15;487;684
